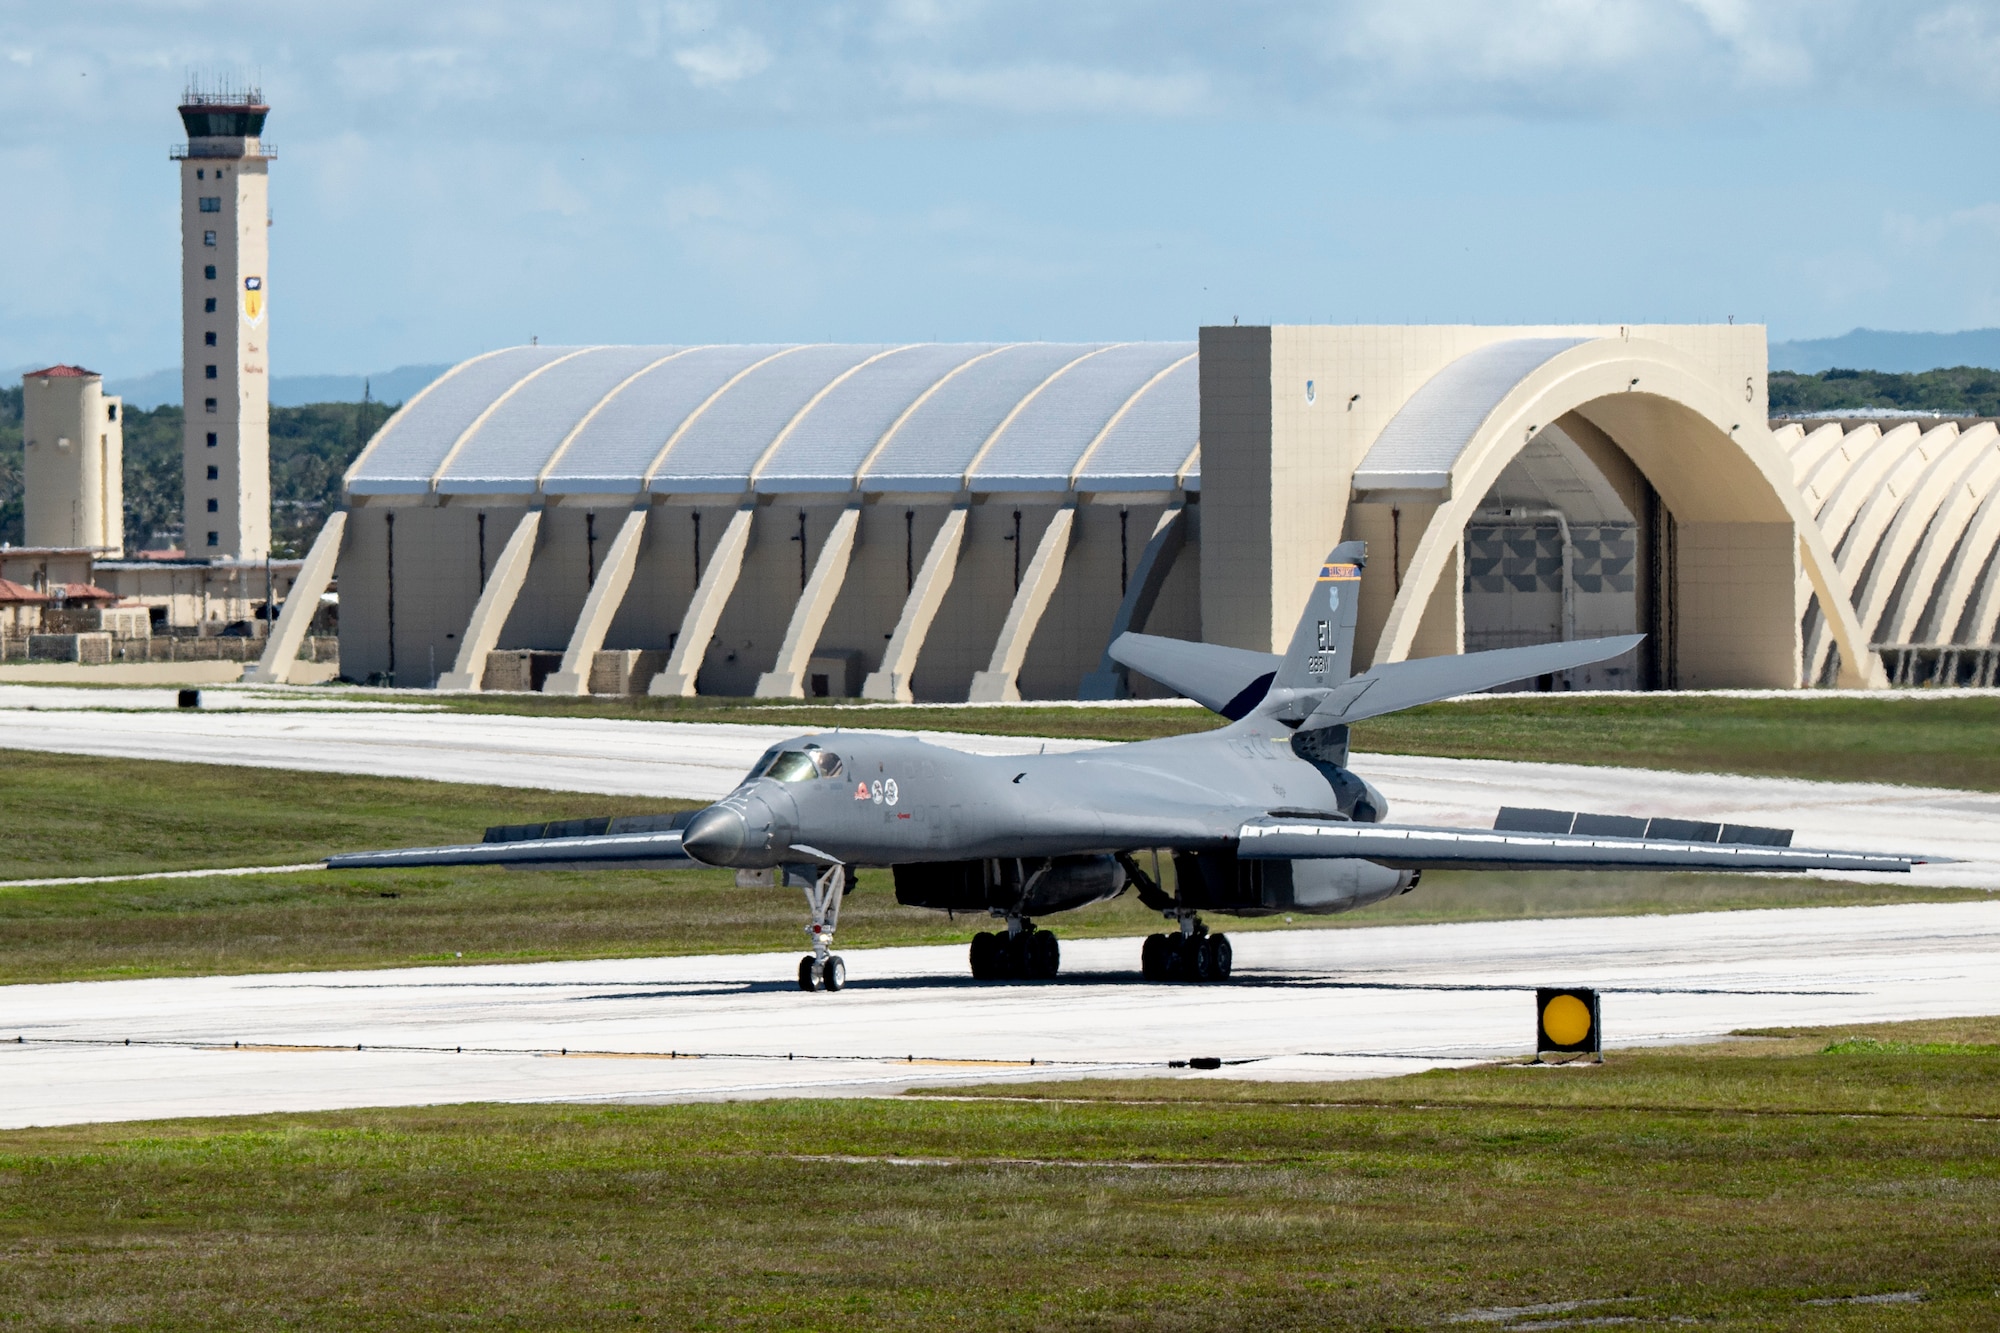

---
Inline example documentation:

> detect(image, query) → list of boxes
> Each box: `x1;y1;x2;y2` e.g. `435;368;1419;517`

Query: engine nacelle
893;855;1127;916
1172;849;1415;916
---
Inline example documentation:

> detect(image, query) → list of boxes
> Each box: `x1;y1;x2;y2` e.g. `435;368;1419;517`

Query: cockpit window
758;749;842;782
761;752;820;782
744;746;782;783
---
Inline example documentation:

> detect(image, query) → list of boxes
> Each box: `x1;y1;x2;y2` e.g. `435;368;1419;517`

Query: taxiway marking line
0;863;326;890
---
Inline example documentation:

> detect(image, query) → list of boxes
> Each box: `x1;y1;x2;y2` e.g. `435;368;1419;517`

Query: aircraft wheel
969;931;1002;980
1031;930;1060;980
1190;935;1216;983
1140;933;1169;980
1210;933;1233;980
798;956;818;991
821;955;846;992
1159;933;1186;982
1005;931;1033;981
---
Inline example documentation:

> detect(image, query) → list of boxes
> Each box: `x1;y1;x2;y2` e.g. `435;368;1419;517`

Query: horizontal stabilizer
1303;634;1644;727
328;827;693;871
1495;806;1792;847
1236;816;1932;875
1107;632;1281;719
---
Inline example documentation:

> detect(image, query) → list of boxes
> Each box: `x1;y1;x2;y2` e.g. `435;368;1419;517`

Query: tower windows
207;498;219;513
206;432;217;446
204;265;216;279
204;331;216;346
203;230;216;246
106;404;117;421
204;398;217;413
204;297;216;312
199;197;221;212
205;365;217;380
206;532;219;548
206;465;219;480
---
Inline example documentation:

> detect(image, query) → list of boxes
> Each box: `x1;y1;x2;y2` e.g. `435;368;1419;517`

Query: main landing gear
969;918;1060;981
1118;851;1233;984
797;863;849;992
1141;918;1232;983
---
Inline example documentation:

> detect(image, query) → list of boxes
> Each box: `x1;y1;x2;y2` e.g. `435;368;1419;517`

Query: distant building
174;83;273;561
259;324;2000;694
19;365;123;556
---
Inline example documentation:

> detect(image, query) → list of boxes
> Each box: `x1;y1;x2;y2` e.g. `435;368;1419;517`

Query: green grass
1353;693;2000;793
0;748;685;881
309;687;2000;790
944;1014;2000;1119
1;1016;1995;1329
0;748;1982;984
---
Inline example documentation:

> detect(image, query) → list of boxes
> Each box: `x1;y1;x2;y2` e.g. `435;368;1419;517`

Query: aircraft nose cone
680;805;747;866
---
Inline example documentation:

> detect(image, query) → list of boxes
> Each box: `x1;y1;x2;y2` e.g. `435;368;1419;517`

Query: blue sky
5;1;2000;379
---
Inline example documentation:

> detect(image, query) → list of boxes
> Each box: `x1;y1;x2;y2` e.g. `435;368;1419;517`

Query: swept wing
329;813;694;871
1236;816;1937;875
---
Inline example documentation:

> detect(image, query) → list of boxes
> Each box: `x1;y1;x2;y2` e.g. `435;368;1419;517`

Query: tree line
1771;366;2000;417
0;389;394;557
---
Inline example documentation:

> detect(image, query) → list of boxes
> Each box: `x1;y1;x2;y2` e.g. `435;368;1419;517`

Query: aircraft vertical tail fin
1271;542;1365;691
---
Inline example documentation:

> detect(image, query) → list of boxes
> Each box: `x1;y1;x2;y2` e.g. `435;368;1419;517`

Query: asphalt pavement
5;900;1996;1128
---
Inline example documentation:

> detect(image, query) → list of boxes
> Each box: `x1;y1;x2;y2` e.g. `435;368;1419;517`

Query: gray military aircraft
332;543;1934;991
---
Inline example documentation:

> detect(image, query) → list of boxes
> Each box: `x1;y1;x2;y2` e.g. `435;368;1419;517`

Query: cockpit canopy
747;744;843;784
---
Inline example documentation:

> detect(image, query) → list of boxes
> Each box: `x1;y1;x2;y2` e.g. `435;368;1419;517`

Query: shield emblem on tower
242;276;265;327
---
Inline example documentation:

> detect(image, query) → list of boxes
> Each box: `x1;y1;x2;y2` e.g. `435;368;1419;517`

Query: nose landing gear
796;863;849;992
969;918;1059;981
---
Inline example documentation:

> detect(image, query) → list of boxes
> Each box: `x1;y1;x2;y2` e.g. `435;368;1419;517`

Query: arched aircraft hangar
256;322;2000;695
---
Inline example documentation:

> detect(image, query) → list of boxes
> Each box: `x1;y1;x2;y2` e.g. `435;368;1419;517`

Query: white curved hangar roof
1353;337;1587;493
345;342;1200;499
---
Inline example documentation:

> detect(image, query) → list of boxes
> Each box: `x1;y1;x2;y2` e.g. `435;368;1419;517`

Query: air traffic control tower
173;85;272;561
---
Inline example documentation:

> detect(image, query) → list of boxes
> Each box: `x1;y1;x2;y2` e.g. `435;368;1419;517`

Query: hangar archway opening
1460;414;1672;691
1338;334;1871;689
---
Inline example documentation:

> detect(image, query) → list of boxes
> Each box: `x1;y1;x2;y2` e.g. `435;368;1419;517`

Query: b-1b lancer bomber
333;544;1935;990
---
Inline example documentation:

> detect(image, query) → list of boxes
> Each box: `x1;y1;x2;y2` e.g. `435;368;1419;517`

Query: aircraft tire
798;956;818;991
1140;933;1168;980
1031;930;1060;980
821;955;846;992
1190;936;1216;983
969;931;1002;980
1005;931;1032;980
1210;934;1233;980
1159;934;1185;981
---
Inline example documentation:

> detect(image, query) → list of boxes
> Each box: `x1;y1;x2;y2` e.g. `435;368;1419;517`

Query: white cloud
673;29;772;88
898;61;1210;117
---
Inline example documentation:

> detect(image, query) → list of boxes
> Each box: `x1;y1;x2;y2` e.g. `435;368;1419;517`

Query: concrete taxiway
0;685;1994;888
5;900;1996;1128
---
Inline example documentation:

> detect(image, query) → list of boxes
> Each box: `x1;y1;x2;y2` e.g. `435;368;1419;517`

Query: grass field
0;749;1980;984
313;687;2000;790
1;1015;1994;1329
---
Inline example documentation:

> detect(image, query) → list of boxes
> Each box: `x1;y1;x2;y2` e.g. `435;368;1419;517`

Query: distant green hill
1770;367;2000;418
0;391;391;556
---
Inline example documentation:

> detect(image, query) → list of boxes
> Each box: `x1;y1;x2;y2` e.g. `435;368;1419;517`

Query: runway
6;900;1997;1128
1;685;1994;888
